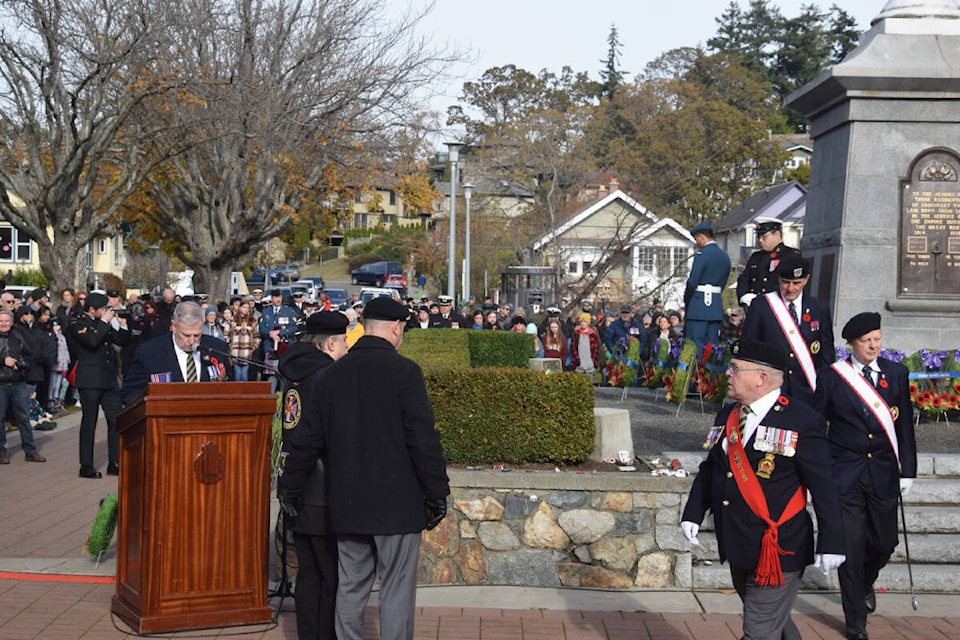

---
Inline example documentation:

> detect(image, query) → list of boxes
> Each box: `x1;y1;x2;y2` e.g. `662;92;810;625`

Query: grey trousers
731;567;803;640
335;532;420;640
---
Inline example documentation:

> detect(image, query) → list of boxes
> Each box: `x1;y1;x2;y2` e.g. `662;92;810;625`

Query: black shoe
79;466;102;479
34;421;57;431
864;588;876;613
106;462;119;476
846;628;868;640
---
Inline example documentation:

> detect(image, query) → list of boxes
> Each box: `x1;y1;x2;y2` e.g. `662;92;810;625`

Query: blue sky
393;0;892;134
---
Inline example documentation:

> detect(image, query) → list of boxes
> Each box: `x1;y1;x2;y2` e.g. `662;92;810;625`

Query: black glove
424;497;447;531
277;487;302;519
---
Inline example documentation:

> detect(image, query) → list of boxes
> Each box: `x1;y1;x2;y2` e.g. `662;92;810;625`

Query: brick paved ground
1;409;958;639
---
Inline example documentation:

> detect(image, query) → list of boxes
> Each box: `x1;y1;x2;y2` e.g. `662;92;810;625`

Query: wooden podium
112;382;277;633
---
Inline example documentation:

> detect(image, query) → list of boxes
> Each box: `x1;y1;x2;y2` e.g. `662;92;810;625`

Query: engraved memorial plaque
898;148;960;298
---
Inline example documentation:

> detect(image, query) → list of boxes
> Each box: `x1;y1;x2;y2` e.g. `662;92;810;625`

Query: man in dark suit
67;292;130;478
121;301;232;405
740;254;834;407
278;296;449;640
737;217;802;308
814;312;916;640
684;221;731;351
681;339;845;640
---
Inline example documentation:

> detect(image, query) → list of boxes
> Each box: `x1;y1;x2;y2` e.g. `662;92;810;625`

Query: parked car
269;264;301;282
324;288;349;310
385;274;406;287
300;275;325;293
246;265;266;285
359;287;401;307
293;279;319;300
350;260;402;287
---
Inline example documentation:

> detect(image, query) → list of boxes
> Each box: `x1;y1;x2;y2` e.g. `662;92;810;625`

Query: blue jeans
233;363;250;382
0;381;37;456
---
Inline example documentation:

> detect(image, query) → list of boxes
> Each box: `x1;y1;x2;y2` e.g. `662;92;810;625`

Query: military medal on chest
702;424;724;449
753;425;799;466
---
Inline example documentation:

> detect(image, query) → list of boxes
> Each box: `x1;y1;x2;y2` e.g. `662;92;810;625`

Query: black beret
775;254;809;279
86;292;109;309
305;310;348;335
363;296;409;321
31;288;48;300
269;289;282;297
730;339;787;370
842;312;881;341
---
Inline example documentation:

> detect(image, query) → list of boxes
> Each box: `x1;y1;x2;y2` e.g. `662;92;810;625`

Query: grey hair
173;301;204;326
300;333;339;348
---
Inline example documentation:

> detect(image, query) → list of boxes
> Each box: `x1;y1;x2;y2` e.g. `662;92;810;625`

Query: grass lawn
302;257;349;281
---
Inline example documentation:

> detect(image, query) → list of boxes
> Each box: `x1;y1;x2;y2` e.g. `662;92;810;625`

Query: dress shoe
79;466;102;479
864;587;876;613
24;452;46;463
34;420;57;431
0;453;9;464
106;462;119;476
846;629;869;640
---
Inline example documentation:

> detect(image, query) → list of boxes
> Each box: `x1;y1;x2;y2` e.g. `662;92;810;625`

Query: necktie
185;352;198;383
739;404;751;437
788;301;799;326
862;365;875;388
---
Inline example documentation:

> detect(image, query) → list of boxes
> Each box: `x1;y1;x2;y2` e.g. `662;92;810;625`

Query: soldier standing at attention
684;220;731;351
737;217;802;308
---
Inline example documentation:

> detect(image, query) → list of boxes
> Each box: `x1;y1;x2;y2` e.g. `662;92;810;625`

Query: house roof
714;181;807;233
531;189;693;252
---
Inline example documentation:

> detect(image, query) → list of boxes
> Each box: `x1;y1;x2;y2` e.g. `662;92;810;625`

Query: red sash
726;405;807;587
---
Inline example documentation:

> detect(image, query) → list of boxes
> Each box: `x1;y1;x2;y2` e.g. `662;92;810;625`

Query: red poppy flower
910;383;919;395
879;379;888;389
933;396;943;407
770;252;778;259
802;313;811;323
777;395;789;406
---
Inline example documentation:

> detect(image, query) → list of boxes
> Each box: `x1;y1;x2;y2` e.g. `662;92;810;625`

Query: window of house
86;241;94;269
389;190;397;206
354;213;368;228
638;247;655;271
0;226;33;262
97;238;107;254
582;261;592;272
568;261;579;275
381;213;396;225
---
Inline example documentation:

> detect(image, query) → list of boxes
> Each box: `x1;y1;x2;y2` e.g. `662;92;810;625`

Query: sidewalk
1;409;958;639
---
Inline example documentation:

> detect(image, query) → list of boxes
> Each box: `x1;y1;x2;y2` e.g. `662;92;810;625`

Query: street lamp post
445;142;461;301
462;183;473;303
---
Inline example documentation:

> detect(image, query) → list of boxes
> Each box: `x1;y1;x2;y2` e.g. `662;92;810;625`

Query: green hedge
400;329;471;369
467;331;535;367
425;368;594;464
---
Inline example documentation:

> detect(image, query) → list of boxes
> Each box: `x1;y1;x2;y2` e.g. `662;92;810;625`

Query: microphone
195;343;287;385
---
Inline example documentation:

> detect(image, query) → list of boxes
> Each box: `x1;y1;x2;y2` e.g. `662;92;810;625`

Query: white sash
765;292;817;392
832;360;901;471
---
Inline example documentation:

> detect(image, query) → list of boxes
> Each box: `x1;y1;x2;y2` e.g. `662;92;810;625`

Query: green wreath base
86;493;119;557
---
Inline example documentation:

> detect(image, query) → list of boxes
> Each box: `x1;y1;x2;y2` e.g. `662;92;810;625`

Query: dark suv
350;260;402;287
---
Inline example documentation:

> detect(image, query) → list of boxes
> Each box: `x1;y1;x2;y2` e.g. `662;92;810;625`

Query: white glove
739;293;757;307
900;478;914;496
680;521;700;546
814;553;846;574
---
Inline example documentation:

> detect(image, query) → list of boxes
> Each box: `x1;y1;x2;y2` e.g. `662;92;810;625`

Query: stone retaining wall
417;470;696;589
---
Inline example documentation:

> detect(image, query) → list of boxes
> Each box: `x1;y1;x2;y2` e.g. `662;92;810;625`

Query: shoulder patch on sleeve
283;389;302;429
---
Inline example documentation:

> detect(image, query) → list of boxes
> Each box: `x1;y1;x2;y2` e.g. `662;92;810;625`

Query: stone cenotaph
787;0;960;353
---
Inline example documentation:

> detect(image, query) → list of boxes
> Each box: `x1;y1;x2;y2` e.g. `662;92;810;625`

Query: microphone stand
195;343;288;386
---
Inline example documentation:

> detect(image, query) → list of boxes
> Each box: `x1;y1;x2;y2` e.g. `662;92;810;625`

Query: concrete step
692;559;960;593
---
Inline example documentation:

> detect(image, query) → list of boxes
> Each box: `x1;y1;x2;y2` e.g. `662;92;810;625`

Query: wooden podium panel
112;382;277;633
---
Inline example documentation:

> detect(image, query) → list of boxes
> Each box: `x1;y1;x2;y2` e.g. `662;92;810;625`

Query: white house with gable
527;182;695;309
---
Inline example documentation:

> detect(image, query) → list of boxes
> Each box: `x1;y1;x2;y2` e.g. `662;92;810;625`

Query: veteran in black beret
275;309;349;640
737;216;803;307
813;312;916;640
682;338;845;640
739;254;834;407
278;288;449;640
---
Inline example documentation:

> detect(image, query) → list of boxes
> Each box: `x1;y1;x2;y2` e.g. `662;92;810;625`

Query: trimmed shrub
425;368;594;464
399;328;470;370
467;331;535;367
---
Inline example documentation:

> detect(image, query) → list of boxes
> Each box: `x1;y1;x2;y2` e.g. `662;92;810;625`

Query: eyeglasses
727;363;768;374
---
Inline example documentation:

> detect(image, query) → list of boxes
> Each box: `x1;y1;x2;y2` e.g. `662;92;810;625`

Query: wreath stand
673;358;705;418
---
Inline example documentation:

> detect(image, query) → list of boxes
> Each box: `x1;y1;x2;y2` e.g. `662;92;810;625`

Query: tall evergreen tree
828;4;862;62
598;25;628;99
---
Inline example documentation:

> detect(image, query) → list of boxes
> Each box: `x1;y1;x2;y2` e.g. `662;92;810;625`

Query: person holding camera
0;308;46;464
66;292;129;478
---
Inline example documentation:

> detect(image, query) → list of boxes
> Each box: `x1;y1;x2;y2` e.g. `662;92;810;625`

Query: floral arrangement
697;341;733;402
668;339;699;405
902;348;960;417
644;336;680;389
605;336;641;388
